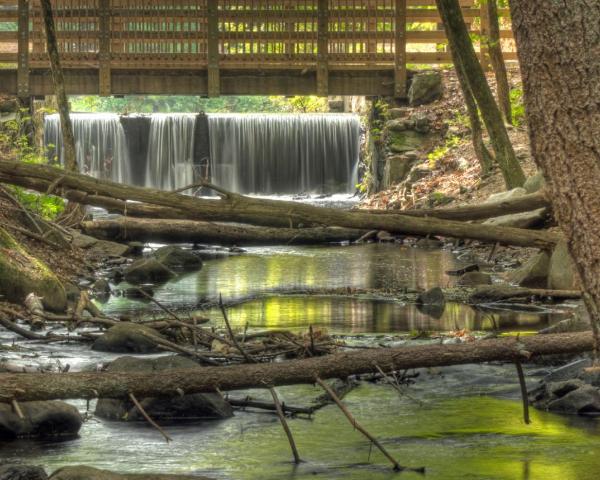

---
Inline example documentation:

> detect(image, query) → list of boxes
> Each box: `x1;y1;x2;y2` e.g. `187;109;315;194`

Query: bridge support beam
317;0;329;97
17;0;30;100
207;0;220;97
394;0;407;98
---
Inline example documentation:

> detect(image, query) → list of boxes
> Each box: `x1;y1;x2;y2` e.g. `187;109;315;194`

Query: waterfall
208;113;360;195
145;114;196;191
44;113;132;184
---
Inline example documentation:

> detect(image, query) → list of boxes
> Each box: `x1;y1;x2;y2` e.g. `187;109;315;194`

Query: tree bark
0;159;560;248
436;0;525;188
486;0;512;125
81;218;367;246
510;0;600;358
0;332;595;402
40;0;77;173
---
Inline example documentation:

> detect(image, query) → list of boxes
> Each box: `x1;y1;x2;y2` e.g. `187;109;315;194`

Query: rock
548;241;581;290
86;239;131;259
388;107;409;119
416;287;446;319
123;285;154;299
507;251;551;288
0;466;47;480
151;246;203;271
95;356;233;421
63;282;81;303
415;237;444;248
70;232;98;249
485;187;527;204
123;258;175;285
412;114;430;134
382;154;417;187
92;279;111;296
408;72;443;106
543;359;592;383
49;466;210;480
376;231;395;242
0;401;82;440
91;323;164;353
539;315;590;334
457;271;492;286
328;99;345;112
0;227;67;312
484;208;547;229
546;385;600;415
407;167;431;183
523;171;546;193
386;118;411;132
388;130;429;154
127;241;145;256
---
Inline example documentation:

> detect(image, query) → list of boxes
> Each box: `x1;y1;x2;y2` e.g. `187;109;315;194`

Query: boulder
92;279;111;296
484;208;547;229
151;246;203;271
0;466;47;480
457;271;492;286
0;227;67;312
507;251;551;288
382;154;417;187
485;187;527;204
91;323;164;354
415;237;444;248
86;240;131;259
408;72;443;106
523;171;546;193
70;232;98;249
546;385;600;415
416;287;446;319
49;466;211;480
388;130;429;154
0;401;82;440
123;258;175;285
388;107;409;119
539;315;590;334
548;241;581;290
95;356;233;422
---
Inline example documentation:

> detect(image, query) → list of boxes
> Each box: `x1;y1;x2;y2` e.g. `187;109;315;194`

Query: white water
44;113;132;184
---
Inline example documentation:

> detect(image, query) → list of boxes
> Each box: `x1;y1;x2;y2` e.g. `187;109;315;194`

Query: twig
0;221;62;249
219;293;255;363
128;392;172;443
374;364;423;406
515;360;530;424
269;387;302;464
11;398;25;419
315;377;420;473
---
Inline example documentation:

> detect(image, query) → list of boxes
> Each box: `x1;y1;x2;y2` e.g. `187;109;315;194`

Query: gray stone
547;385;600;415
457;271;492;286
151;246;203;271
507;251;550;288
484;208;547;229
91;323;164;354
412;114;430;134
92;279;111;296
539;315;590;335
523;171;546;194
376;231;395;242
87;239;131;259
0;466;47;480
485;187;527;204
95;356;233;422
408;72;443;106
548;241;580;290
49;466;209;480
123;257;175;285
0;401;82;440
408;167;431;183
415;237;444;248
416;287;446;319
385;118;411;132
388;107;409;119
543;359;592;383
70;232;98;249
382;154;416;187
388;130;429;154
0;227;67;312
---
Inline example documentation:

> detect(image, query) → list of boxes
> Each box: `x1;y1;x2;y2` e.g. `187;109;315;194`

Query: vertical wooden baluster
394;0;406;97
17;0;30;100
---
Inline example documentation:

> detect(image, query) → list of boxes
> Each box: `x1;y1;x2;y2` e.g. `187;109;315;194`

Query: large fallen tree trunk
81;218;367;246
0;159;560;248
0;332;593;402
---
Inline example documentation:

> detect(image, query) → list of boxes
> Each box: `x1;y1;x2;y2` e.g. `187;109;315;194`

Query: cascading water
44;113;132;184
208;113;360;195
144;114;197;191
44;112;360;195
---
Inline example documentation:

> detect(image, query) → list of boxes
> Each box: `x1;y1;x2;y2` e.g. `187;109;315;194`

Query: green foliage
427;135;461;168
9;187;65;220
509;88;526;126
270;96;328;113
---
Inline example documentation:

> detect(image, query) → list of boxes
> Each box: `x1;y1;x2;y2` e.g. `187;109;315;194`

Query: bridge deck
0;0;516;97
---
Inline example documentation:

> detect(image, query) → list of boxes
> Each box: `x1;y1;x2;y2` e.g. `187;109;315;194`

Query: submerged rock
0;465;47;480
92;323;164;354
123;258;175;285
151;246;203;271
416;287;446;319
95;356;233;421
0;227;67;312
0;401;82;440
49;466;212;480
457;271;492;286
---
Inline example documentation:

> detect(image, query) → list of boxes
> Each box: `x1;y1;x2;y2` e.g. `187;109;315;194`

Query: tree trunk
486;0;512;124
510;0;600;358
0;332;595;402
81;218;368;246
0;159;561;248
39;0;77;173
436;0;525;188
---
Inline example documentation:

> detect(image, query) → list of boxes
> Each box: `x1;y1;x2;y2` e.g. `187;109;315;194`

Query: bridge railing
0;0;516;97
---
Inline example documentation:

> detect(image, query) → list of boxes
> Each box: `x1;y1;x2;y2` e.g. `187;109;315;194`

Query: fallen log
0;160;561;248
362;191;549;221
81;217;367;246
0;331;593;402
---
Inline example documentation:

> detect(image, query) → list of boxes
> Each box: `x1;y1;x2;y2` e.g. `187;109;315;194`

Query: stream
2;242;599;480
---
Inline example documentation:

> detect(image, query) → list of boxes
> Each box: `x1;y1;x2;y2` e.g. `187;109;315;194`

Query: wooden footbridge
0;0;515;98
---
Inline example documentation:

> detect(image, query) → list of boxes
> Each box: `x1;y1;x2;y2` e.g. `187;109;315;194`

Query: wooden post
17;0;30;100
316;0;329;97
98;0;111;96
207;0;220;97
394;0;407;98
479;0;491;71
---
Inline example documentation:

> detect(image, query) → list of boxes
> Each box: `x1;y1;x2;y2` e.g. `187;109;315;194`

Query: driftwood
0;160;561;248
0;332;594;402
81;218;367;246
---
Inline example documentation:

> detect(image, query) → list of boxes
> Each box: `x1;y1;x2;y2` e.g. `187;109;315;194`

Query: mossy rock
0;227;67;312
